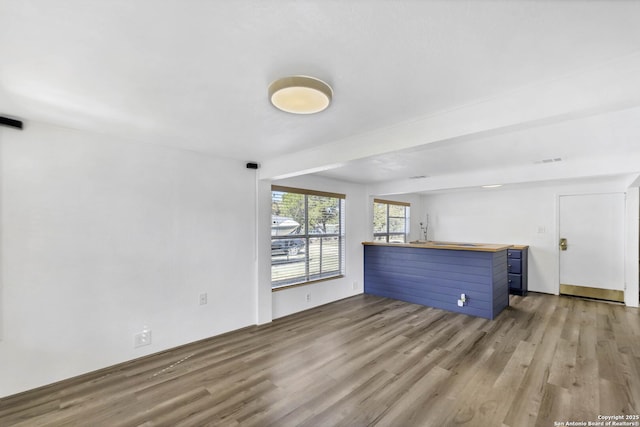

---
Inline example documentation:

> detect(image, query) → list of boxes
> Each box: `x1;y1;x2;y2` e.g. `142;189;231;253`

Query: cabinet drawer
508;274;522;289
508;259;522;274
507;249;521;259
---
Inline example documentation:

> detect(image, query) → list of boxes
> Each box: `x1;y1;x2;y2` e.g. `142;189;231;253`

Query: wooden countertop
510;244;529;250
362;241;512;253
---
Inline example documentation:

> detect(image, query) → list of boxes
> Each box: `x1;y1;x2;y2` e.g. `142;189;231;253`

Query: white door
559;193;625;296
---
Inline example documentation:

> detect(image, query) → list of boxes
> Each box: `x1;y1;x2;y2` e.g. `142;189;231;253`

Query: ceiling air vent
535;157;563;165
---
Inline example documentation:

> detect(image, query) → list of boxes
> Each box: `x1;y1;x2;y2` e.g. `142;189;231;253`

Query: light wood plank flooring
1;293;639;426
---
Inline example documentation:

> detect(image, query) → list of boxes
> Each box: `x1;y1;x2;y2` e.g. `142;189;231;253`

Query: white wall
266;175;368;319
415;176;639;302
625;186;639;307
0;128;5;342
255;179;273;325
0;122;258;397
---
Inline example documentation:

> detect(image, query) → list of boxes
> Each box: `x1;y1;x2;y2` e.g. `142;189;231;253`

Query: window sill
271;275;345;292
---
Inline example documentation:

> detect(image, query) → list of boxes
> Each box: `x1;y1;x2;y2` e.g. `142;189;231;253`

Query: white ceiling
1;1;640;191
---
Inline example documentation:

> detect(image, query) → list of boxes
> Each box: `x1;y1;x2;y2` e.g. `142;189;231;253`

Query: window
271;186;345;289
373;199;410;243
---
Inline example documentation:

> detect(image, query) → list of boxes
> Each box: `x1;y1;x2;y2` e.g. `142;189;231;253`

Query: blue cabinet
508;245;528;296
363;244;509;320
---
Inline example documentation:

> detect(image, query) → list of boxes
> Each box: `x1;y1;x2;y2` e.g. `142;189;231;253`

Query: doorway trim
556;190;638;307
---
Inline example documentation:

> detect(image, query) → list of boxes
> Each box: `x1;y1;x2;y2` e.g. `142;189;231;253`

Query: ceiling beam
368;152;640;196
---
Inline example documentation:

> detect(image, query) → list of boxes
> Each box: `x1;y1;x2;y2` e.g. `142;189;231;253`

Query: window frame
373;198;410;243
271;185;346;290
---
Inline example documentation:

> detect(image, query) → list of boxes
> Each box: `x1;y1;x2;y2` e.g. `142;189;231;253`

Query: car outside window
271;186;346;289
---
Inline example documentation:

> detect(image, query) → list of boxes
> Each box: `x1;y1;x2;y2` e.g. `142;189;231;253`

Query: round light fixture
268;75;333;114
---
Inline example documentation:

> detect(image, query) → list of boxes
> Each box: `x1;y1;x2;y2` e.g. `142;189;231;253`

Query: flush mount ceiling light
268;75;333;114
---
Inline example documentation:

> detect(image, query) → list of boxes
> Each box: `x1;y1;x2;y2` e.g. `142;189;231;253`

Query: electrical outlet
134;327;152;348
352;281;358;290
199;293;208;305
306;293;310;302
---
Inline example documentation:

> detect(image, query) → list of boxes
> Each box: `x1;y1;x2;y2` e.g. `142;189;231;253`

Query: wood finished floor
1;293;639;426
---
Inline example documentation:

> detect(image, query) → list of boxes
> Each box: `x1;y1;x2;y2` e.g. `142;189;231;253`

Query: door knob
559;238;568;251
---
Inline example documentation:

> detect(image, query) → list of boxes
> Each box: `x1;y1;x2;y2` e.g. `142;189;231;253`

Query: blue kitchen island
363;241;511;319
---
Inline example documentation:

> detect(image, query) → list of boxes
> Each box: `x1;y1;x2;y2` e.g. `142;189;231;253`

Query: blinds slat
271;187;345;290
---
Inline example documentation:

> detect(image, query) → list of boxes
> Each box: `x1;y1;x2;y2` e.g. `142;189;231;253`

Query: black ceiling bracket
0;116;24;130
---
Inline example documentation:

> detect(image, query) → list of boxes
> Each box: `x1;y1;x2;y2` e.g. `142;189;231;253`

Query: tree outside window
373;199;409;243
271;186;345;289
